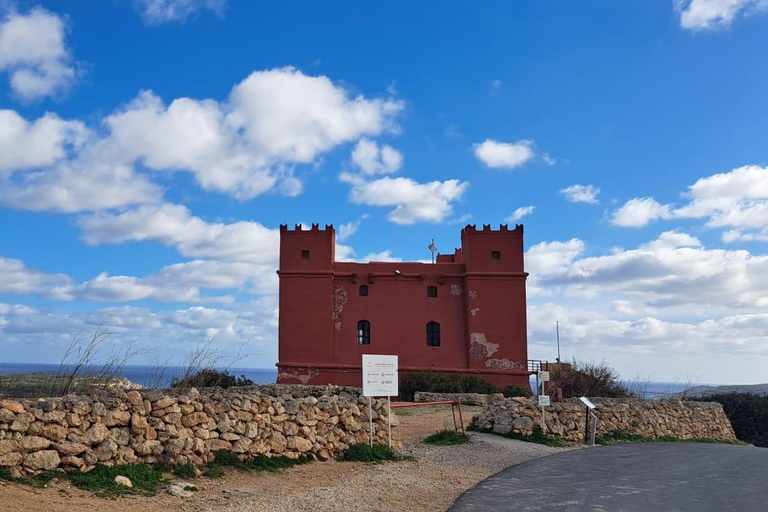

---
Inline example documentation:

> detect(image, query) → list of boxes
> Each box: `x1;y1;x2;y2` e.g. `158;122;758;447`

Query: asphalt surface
449;442;768;512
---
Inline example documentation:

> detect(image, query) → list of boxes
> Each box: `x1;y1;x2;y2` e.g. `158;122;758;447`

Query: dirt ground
0;405;568;512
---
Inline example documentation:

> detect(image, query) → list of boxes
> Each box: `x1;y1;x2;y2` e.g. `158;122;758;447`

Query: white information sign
580;397;596;409
538;395;550;407
538;371;550;382
362;355;399;397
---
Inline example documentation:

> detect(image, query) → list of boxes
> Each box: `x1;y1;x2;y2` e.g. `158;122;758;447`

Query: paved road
449;442;768;512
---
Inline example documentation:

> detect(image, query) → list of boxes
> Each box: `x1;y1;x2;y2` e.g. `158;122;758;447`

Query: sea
0;363;278;388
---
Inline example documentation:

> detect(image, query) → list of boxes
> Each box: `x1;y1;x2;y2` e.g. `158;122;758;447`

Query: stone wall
0;385;400;475
472;395;736;442
413;392;489;406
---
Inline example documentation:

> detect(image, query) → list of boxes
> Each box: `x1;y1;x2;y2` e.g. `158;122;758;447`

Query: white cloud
612;165;768;236
611;197;673;227
0;256;73;300
0;7;78;100
0;110;86;175
506;206;535;222
336;215;368;242
534;231;768;310
348;177;468;224
78;203;279;263
350;138;403;175
0;67;404;211
560;184;600;204
473;139;535;169
676;0;768;30
137;0;226;24
359;250;401;262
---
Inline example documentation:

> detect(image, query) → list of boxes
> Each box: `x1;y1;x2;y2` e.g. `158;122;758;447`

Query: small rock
168;482;197;498
114;475;132;487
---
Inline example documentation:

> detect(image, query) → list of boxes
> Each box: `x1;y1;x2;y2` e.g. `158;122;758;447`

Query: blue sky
1;0;768;383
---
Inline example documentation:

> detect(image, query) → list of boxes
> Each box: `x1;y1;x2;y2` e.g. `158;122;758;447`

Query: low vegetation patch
549;359;631;399
691;393;768;448
170;369;254;389
339;443;413;462
468;423;565;447
595;430;749;446
0;464;167;499
423;429;470;446
0;453;319;499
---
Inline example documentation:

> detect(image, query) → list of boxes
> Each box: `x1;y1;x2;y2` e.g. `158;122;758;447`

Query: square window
491;250;501;260
301;250;310;259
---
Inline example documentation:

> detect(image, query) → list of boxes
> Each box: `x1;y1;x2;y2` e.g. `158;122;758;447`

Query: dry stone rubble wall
0;385;400;475
472;395;736;441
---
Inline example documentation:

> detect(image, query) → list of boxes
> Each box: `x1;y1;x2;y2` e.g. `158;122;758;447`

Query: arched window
427;286;438;298
357;320;371;345
426;321;440;347
359;285;369;296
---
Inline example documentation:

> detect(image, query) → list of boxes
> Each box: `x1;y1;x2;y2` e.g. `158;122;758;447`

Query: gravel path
209;432;568;512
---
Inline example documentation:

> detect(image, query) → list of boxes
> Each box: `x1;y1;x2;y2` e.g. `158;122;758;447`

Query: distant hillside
682;383;768;398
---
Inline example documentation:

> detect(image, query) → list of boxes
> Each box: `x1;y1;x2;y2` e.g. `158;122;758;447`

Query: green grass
338;443;414;463
596;430;750;446
210;451;315;472
423;429;470;446
0;452;321;498
467;422;565;447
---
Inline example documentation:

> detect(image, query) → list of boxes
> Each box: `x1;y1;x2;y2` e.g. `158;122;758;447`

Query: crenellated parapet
280;223;335;233
461;224;523;236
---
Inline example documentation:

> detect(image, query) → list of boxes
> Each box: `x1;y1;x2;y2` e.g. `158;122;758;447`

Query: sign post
580;397;596;446
362;355;399;448
538;371;550;433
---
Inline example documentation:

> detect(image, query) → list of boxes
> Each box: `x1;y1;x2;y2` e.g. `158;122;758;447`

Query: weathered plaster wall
0;385;400;475
472;395;736;442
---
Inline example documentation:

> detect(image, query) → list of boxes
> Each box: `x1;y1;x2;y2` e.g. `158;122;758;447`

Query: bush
503;383;533;398
338;443;406;462
171;369;254;389
423;429;470;446
399;371;501;401
692;393;768;448
549;359;630;399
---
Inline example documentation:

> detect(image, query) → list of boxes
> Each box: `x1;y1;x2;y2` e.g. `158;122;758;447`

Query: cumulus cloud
560;184;600;204
0;67;404;211
136;0;226;24
0;7;78;100
532;231;768;309
0;256;73;300
336;215;368;242
350;138;403;175
611;165;768;235
347;176;468;224
473;139;535;169
0;110;86;175
505;205;535;222
611;197;674;227
676;0;768;30
78;203;279;263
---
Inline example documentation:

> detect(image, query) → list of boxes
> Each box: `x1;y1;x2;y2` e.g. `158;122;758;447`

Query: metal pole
540;380;547;434
456;400;465;435
387;396;392;448
369;397;373;447
584;405;590;444
590;411;597;446
556;321;561;363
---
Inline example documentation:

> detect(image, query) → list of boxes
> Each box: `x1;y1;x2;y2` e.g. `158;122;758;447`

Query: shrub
171;369;254;389
338;443;405;462
692;393;768;448
549;359;630;399
399;371;501;401
503;383;533;398
423;429;470;446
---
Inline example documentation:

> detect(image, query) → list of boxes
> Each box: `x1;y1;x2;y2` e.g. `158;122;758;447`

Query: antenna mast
556;321;561;363
428;237;437;264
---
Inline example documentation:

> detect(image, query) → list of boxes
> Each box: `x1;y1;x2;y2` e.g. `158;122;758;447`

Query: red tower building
276;224;529;388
